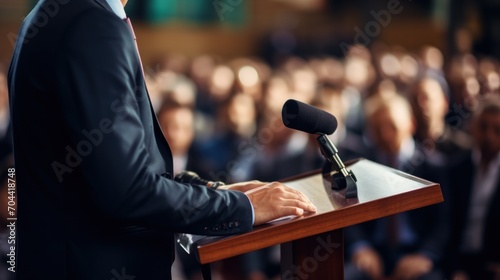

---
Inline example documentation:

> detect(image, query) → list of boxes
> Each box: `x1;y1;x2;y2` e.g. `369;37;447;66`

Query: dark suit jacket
8;1;252;279
449;152;500;269
345;144;450;267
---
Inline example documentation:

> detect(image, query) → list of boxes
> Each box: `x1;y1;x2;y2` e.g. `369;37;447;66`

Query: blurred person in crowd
398;53;421;88
448;96;500;280
8;1;316;279
279;57;318;105
163;75;197;108
449;75;482;132
477;58;500;96
448;53;478;84
343;45;376;135
157;102;198;176
344;93;449;280
481;70;500;96
370;79;398;99
160;74;217;141
157;101;209;280
310;57;345;87
376;52;401;82
196;64;236;118
260;72;292;119
420;46;444;76
447;54;480;117
419;46;449;96
199;91;258;183
411;77;472;157
190;55;216;91
231;59;265;103
289;65;318;104
372;47;420;94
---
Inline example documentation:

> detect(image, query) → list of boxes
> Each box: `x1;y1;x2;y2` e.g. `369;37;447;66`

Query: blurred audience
2;37;498;279
448;96;500;280
138;42;500;279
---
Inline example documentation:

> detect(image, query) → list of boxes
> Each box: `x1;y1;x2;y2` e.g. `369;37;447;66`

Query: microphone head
282;99;338;135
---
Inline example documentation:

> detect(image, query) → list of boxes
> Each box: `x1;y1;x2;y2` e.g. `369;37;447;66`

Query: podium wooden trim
189;158;444;279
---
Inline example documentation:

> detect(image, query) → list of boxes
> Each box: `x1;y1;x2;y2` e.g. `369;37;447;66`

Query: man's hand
243;182;316;225
392;254;433;280
352;247;384;279
223;180;267;193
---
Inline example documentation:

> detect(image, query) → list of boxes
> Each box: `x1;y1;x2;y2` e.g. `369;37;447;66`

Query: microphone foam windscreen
282;99;338;135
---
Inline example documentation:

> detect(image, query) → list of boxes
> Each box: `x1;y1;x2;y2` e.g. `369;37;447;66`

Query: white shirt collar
105;0;127;19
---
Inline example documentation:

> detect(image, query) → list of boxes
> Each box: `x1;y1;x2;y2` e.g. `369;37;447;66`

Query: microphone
282;99;338;135
281;99;357;198
174;171;225;190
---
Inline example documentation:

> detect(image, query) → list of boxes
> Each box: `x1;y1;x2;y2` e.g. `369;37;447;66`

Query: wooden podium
178;158;444;280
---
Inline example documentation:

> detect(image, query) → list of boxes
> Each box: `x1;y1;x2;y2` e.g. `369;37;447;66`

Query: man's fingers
270;184;317;212
278;199;317;212
277;206;304;217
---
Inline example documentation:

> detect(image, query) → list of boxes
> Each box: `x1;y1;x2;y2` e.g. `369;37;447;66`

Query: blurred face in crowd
209;65;235;101
290;67;317;104
159;107;195;155
399;54;419;84
170;78;196;107
421;46;443;71
227;93;256;136
414;78;448;122
264;75;290;115
472;109;500;159
318;87;346;127
237;65;261;100
367;99;414;156
345;57;371;88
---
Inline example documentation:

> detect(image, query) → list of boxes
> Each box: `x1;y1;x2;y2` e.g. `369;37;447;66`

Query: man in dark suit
449;96;500;280
344;93;450;280
7;0;316;279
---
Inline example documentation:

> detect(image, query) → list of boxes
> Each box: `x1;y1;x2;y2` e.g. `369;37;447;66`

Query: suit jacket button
228;222;234;229
234;221;240;228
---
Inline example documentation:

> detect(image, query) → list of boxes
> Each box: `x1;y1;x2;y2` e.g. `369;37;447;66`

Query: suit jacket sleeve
53;9;252;235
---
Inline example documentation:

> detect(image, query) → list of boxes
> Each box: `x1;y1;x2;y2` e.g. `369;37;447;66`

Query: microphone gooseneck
281;99;358;198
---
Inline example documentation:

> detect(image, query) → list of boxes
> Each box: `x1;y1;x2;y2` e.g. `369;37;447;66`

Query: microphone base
322;161;358;198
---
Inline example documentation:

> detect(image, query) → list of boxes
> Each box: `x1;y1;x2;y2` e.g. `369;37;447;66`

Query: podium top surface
190;158;444;264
